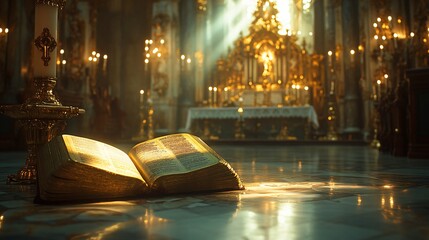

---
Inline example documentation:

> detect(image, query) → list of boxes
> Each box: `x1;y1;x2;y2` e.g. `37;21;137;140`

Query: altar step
203;139;369;146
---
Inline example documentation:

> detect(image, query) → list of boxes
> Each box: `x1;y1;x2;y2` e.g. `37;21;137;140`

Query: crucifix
34;27;57;66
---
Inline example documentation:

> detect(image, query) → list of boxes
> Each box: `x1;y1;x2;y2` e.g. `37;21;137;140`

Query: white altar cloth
185;106;319;131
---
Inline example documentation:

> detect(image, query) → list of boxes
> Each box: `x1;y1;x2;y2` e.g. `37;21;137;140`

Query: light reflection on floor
1;144;429;239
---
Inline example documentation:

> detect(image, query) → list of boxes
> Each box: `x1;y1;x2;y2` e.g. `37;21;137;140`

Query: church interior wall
0;0;428;154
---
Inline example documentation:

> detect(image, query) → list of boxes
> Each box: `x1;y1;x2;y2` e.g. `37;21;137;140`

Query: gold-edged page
62;135;144;181
129;133;220;184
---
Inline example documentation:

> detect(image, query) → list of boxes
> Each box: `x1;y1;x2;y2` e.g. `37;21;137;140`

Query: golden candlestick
0;78;84;184
132;90;148;141
0;0;84;184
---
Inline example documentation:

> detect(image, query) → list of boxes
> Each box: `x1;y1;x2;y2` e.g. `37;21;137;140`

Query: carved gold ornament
35;0;67;9
35;28;57;66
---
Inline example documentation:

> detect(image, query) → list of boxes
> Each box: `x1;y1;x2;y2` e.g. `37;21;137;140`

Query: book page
63;135;144;181
129;134;220;183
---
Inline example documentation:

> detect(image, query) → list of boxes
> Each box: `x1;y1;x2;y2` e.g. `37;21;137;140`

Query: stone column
194;0;206;104
177;0;196;130
313;0;326;131
207;0;226;88
323;0;339;139
151;0;180;135
341;0;362;139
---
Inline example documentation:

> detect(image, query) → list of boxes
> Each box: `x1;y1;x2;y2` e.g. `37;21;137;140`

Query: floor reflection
1;144;429;239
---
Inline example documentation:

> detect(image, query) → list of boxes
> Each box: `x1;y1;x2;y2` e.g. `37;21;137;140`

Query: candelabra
323;50;338;140
144;37;168;97
133;90;154;141
370;14;404;150
0;0;84;184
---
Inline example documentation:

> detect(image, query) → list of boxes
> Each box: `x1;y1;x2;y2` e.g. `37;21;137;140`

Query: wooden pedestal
407;68;429;159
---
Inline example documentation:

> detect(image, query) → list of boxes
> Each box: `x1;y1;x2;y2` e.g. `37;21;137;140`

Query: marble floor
0;143;429;239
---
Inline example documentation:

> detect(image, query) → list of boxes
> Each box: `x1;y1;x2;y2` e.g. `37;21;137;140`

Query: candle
140;89;144;106
350;49;355;64
181;55;185;71
238;107;243;118
224;87;228;102
328;51;333;66
61;59;66;76
103;54;108;74
208;86;213;107
3;28;8;43
376;80;381;100
213;87;218;107
393;33;398;49
144;59;149;71
33;3;58;78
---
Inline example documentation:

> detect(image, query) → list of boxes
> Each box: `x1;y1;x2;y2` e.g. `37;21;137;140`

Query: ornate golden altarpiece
213;0;324;112
191;0;325;140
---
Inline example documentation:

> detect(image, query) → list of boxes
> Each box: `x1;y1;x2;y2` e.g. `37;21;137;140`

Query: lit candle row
0;27;9;35
291;84;309;91
180;54;192;71
56;49;66;75
279;29;313;37
1;27;9;47
208;86;218;107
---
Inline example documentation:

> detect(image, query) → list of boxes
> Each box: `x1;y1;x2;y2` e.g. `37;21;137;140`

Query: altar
185;106;319;140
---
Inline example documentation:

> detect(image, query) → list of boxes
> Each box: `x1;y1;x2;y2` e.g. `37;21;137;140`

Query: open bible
37;133;244;203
